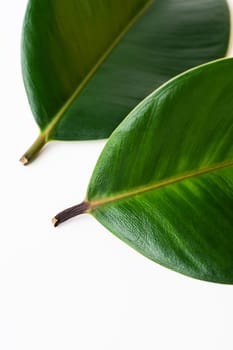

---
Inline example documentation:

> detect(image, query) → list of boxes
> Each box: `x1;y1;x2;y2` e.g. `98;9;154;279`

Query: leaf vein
89;159;233;209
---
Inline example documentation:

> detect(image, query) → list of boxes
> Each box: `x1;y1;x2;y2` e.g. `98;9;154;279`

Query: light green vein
89;159;233;209
43;0;154;140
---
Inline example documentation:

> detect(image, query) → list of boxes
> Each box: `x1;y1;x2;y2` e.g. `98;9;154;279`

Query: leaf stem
20;133;47;165
52;201;90;227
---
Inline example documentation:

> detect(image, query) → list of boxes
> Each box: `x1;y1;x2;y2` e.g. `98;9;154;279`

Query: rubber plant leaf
20;0;230;164
53;58;233;284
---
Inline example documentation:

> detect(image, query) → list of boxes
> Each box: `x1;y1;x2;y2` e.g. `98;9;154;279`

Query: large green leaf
20;0;230;164
54;58;233;284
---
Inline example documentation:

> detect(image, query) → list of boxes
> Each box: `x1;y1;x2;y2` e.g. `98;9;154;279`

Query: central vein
43;0;154;140
89;159;233;209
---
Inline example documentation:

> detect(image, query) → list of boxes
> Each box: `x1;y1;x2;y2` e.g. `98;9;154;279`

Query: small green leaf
21;0;230;164
54;58;233;284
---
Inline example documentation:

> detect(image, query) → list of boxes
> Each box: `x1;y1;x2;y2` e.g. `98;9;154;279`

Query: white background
1;1;233;349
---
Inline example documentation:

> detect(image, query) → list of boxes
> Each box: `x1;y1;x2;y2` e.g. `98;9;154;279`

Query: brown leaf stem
52;201;90;227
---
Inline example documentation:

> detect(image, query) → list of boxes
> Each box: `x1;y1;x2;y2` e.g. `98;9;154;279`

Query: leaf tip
20;156;29;166
52;217;59;227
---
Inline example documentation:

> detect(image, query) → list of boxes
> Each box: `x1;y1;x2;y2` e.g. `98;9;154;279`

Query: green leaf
20;0;230;164
54;58;233;284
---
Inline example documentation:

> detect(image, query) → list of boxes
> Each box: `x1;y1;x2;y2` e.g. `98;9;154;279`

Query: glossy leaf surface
21;0;230;163
85;58;233;283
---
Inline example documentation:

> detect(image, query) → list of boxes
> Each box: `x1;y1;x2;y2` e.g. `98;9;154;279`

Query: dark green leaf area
93;168;233;283
88;59;233;201
22;0;229;140
87;59;233;283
